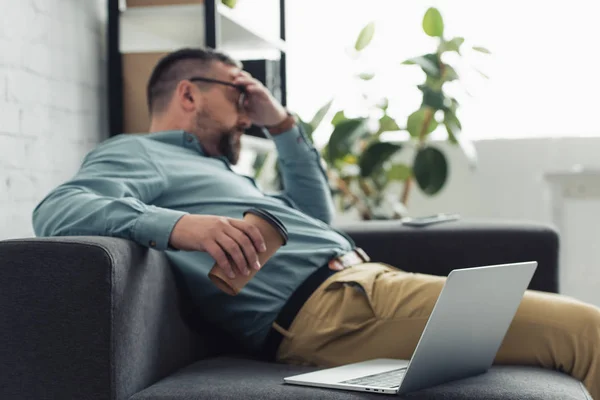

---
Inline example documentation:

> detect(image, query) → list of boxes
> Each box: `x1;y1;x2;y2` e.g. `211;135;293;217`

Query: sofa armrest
336;219;559;293
0;237;204;400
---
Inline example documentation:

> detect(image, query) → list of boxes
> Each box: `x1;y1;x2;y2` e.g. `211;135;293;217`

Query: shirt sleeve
268;124;335;224
32;136;187;251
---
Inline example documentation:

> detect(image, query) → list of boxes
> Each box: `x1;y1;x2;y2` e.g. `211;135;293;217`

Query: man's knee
520;292;600;342
564;299;600;338
581;303;600;333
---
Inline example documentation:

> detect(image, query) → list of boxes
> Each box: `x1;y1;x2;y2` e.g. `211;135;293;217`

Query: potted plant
255;7;490;220
303;7;490;220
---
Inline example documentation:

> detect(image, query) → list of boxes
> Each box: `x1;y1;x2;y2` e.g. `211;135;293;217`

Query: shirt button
149;240;157;248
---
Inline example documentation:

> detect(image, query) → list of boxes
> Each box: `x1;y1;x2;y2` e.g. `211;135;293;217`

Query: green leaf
407;108;438;138
475;68;489;79
221;0;237;8
442;65;459;82
252;152;268;178
448;97;460;111
272;161;283;190
321;142;329;159
378;114;400;134
358;72;375;80
458;135;477;169
445;108;462;127
309;100;333;131
297;117;314;142
326;118;369;163
440;36;464;53
422;7;444;37
388;163;412;181
358;142;403;177
413;146;448;195
402;53;440;77
444;112;477;169
443;110;461;144
342;154;358;165
444;120;458;144
472;46;491;54
377;97;389;111
418;85;448;111
331;110;347;126
425;75;444;91
355;21;376;51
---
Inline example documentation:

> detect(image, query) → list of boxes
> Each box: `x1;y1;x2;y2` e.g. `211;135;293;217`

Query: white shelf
120;3;285;60
545;167;600;200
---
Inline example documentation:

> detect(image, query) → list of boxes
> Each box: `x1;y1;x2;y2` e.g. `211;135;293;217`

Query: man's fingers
216;233;250;277
244;84;266;94
205;241;236;279
226;225;261;271
234;76;262;88
230;219;266;253
233;70;252;79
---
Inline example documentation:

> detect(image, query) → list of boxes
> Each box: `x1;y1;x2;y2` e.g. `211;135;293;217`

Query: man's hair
146;48;242;114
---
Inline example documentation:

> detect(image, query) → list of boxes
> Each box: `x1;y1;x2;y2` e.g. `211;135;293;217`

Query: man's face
190;62;251;164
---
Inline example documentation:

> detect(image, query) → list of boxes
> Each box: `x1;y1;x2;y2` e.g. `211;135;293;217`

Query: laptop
283;261;538;395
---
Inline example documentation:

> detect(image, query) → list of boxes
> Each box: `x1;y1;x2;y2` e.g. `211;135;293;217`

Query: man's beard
218;131;241;164
195;109;242;164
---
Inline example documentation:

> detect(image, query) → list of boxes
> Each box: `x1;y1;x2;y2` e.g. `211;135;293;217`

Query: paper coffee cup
208;208;288;295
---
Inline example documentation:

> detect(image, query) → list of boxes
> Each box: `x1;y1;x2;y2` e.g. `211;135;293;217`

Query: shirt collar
181;131;206;155
143;130;206;155
146;130;232;165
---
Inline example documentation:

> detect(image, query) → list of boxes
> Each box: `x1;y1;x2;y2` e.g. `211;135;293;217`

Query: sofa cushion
129;356;591;400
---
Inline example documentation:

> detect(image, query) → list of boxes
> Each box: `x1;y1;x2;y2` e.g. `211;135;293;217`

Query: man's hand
233;70;287;127
169;214;267;279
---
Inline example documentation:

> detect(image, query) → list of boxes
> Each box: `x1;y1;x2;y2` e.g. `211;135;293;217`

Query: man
33;48;599;397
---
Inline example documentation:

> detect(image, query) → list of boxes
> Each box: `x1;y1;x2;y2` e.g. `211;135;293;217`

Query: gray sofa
0;220;593;399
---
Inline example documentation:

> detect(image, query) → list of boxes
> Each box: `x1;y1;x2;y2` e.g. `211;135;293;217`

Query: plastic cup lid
243;208;288;245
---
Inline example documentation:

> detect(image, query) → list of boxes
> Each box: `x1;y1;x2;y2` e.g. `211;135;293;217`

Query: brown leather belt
328;247;370;271
261;248;370;360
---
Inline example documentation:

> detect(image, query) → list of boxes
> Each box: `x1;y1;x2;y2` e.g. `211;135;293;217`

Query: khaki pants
275;263;600;399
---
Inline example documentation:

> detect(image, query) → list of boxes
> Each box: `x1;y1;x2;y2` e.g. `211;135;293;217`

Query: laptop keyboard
340;367;407;388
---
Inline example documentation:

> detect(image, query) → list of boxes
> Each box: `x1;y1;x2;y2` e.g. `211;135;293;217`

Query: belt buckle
328;248;370;271
355;247;371;263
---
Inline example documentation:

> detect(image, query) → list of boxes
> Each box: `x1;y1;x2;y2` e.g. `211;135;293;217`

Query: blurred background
0;0;599;304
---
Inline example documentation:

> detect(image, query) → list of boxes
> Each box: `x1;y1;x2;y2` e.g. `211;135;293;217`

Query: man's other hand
169;214;267;279
232;70;287;127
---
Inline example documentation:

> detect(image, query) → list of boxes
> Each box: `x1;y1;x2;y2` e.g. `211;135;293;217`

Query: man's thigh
277;263;600;386
276;263;446;367
496;289;600;368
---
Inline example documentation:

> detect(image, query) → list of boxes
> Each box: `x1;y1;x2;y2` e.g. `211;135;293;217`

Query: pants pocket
322;263;392;320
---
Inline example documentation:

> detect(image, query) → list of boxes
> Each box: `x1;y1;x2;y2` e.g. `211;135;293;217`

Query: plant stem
336;176;373;220
358;178;373;197
400;177;412;205
400;107;434;206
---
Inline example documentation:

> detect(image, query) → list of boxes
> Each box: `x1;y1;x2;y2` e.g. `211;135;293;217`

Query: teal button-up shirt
32;126;353;350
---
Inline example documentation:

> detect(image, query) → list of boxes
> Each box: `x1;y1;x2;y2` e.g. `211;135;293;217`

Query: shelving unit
545;168;600;306
108;0;287;136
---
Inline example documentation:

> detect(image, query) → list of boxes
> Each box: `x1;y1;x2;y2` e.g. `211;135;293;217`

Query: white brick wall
0;0;107;240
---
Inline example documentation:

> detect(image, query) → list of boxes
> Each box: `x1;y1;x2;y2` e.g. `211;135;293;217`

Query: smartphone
401;213;460;227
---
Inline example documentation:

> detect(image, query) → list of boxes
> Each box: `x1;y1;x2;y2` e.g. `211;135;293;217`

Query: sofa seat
130;357;592;400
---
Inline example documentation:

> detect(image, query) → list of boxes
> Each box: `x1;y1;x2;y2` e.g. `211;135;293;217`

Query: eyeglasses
188;77;247;111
